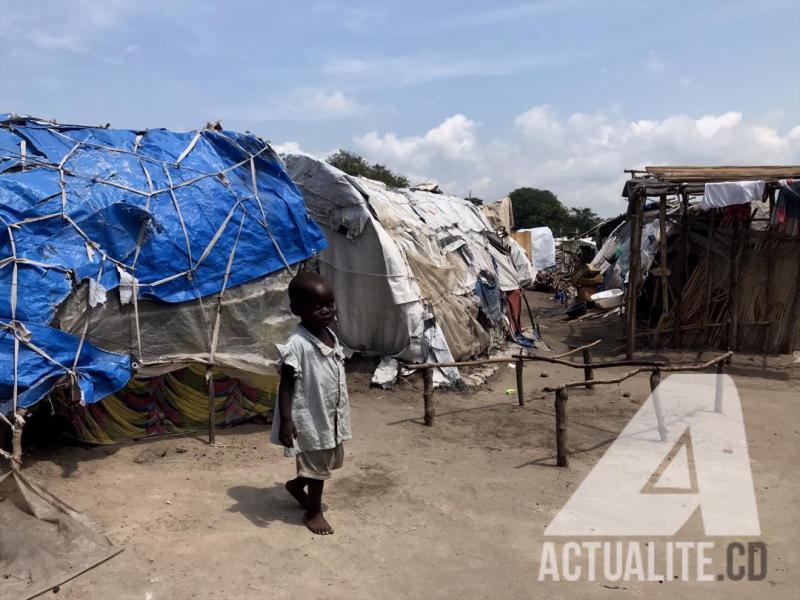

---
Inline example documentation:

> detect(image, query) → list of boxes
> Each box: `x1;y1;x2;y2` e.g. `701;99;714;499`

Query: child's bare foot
304;511;334;535
285;479;308;509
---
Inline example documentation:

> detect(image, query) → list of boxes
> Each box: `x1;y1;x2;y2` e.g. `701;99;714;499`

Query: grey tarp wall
284;154;524;383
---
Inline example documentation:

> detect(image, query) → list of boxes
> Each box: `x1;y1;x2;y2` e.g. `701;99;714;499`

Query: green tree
326;150;409;188
565;207;602;235
509;187;569;232
464;196;484;206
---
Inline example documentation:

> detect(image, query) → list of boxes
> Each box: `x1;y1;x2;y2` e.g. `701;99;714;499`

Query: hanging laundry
701;180;766;210
474;270;504;324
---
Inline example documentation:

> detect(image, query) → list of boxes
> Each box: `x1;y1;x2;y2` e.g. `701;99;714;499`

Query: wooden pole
422;368;435;426
702;214;716;346
582;347;594;390
515;359;525;407
206;366;216;445
714;361;725;413
764;192;776;353
656;195;671;347
11;409;25;472
626;189;644;359
555;389;569;467
672;192;690;347
649;369;667;441
658;195;670;315
728;221;742;353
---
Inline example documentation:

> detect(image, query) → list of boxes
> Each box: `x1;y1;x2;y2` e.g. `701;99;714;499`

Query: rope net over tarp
0;114;326;430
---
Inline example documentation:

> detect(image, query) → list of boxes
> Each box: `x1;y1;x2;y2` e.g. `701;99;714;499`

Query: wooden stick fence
403;344;733;468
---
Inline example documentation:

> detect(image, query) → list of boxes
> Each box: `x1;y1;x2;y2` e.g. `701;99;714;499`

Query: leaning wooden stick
515;359;524;407
512;355;666;369
553;339;601;359
544;367;648;392
544;351;733;392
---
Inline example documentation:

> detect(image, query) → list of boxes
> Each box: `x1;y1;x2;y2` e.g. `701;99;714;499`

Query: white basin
591;288;623;309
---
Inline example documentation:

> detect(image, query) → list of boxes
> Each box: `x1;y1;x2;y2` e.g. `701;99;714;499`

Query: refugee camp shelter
620;166;800;358
0;115;329;598
512;227;556;272
0;115;327;444
284;154;531;385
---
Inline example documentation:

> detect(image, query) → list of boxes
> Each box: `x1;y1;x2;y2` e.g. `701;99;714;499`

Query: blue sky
1;0;798;215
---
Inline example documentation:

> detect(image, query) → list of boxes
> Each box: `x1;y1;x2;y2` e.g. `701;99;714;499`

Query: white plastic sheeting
591;211;675;290
516;226;556;271
283;154;525;381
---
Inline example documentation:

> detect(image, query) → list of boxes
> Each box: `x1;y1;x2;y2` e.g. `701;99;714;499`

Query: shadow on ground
227;483;311;528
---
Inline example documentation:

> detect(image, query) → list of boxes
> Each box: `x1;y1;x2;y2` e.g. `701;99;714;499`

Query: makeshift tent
0;115;326;596
512;226;556;271
620;166;800;356
284;154;528;385
0;115;325;425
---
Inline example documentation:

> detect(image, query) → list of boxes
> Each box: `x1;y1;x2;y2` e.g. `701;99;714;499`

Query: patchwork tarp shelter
0;115;326;596
0;115;325;422
284;154;527;384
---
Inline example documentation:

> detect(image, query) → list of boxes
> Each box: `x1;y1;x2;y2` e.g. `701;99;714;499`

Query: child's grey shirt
270;325;351;453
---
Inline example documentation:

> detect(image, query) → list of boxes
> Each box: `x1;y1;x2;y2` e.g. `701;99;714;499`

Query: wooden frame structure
622;166;800;358
404;343;731;467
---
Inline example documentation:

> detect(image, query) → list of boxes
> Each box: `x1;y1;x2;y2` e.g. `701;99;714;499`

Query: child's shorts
296;443;344;480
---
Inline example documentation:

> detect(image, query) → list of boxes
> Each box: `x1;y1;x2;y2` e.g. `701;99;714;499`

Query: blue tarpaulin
0;115;327;415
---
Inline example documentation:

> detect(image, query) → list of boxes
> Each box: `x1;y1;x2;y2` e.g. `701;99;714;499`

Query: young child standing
270;271;351;535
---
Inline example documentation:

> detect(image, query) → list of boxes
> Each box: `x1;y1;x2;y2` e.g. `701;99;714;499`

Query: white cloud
324;54;558;88
226;89;364;122
695;111;741;137
1;0;139;53
355;114;478;171
272;141;303;155
515;105;564;142
349;107;800;216
125;44;140;53
305;90;360;116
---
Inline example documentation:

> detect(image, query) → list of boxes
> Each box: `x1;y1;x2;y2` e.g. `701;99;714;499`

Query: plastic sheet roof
0;115;326;416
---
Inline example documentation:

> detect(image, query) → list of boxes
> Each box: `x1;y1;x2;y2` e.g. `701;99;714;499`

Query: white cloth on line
700;180;765;211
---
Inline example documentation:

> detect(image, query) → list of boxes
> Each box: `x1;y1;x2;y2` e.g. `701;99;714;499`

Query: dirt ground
19;292;800;599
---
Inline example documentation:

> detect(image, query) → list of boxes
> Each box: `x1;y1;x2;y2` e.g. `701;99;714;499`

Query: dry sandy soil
17;292;800;599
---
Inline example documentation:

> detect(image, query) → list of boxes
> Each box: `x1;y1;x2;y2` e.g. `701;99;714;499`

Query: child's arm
277;363;298;447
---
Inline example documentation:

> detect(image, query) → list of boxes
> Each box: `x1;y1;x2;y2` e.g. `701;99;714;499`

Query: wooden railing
402;343;733;468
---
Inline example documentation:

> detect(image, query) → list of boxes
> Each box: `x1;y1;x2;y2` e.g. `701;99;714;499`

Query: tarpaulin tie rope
249;157;294;275
209;206;246;365
0;119;325;432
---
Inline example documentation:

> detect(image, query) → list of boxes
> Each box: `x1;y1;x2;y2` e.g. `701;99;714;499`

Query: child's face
296;282;336;329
